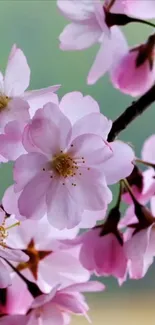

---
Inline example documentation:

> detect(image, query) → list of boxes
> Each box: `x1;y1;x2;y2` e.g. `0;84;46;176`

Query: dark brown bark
108;84;155;142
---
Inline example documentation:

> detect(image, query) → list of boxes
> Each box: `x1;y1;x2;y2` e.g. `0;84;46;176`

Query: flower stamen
0;95;10;111
52;153;76;178
0;220;20;247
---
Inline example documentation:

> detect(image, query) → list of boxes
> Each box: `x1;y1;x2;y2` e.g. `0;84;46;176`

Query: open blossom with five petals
0;281;104;325
0;207;29;288
4;216;89;293
13;96;134;229
58;0;128;85
110;34;155;97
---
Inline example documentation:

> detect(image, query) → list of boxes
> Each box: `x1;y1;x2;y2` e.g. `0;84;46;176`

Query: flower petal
63;281;105;293
0;121;26;161
0;260;11;288
23;86;60;117
60;92;100;125
0;247;29;262
57;0;95;21
43;305;64;325
46;180;83;229
72;112;112;140
0;315;27;325
124;0;155;19
4;44;30;96
59;22;101;50
88;26;128;84
18;172;51;220
14;152;48;191
103;140;134;185
142;134;155;163
66;169;112;211
0;97;30;132
124;227;152;279
27;104;71;154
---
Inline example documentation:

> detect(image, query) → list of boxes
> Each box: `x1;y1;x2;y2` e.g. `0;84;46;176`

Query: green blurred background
1;1;155;324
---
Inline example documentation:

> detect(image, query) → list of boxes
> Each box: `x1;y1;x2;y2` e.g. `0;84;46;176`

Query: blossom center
52;153;76;178
17;239;52;280
0;95;10;111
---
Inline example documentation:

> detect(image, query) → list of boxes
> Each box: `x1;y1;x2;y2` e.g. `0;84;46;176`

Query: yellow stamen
0;95;11;111
6;221;20;231
52;153;76;178
0;220;20;247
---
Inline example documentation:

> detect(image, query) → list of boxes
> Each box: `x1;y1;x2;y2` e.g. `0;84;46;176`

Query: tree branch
108;84;155;142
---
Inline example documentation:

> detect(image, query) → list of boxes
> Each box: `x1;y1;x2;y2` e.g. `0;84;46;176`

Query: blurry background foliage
1;1;155;324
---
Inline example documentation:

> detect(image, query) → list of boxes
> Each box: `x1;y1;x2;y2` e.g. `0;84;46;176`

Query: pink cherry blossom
29;281;104;324
121;205;155;279
4;215;89;293
0;281;104;325
77;227;127;280
110;36;155;97
57;0;128;84
0;208;29;288
13;100;134;229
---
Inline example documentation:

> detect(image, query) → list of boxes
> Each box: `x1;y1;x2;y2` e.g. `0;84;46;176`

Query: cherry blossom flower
4;216;89;293
121;204;155;279
110;34;155;97
78;227;127;280
0;207;29;288
57;0;128;84
0;281;104;325
13;99;134;229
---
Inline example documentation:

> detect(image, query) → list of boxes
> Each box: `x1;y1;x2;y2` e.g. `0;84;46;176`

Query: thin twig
108;84;155;142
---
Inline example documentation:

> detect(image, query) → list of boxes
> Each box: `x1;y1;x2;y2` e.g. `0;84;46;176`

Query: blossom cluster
1;0;155;324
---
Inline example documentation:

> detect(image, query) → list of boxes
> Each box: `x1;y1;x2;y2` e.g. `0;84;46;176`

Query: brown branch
108;84;155;142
